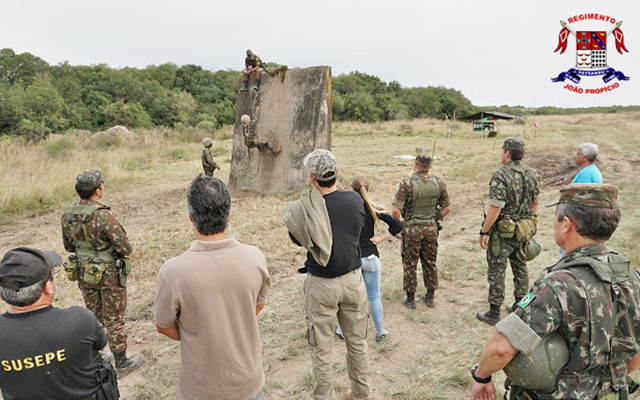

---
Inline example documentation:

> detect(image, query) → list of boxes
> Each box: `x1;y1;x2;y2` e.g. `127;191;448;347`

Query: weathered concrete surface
228;66;332;193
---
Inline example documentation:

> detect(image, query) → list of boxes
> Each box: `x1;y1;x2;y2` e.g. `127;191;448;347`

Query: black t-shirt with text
0;306;106;400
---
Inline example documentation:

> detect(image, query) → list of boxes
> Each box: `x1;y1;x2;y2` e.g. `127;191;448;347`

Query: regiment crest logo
551;14;630;94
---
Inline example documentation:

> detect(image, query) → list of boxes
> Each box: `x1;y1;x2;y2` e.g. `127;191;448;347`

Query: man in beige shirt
154;176;271;400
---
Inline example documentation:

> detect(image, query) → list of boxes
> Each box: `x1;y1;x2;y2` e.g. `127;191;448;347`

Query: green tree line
2;48;637;139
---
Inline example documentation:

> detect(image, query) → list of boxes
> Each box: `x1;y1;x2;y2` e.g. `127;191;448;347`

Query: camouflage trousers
79;270;127;353
243;67;264;81
245;136;279;155
486;234;529;306
401;223;439;293
203;166;215;177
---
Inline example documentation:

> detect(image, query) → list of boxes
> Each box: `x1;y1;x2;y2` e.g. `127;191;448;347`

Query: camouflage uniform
392;170;450;293
243;53;265;81
505;242;640;399
201;147;219;177
243;119;280;155
61;195;132;354
486;158;540;306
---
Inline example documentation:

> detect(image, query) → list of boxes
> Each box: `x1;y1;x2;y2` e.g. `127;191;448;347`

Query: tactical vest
403;175;440;225
511;253;632;400
63;203;117;269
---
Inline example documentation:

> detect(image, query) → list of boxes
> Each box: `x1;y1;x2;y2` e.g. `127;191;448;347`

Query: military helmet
202;137;213;147
241;114;251;126
525;238;542;261
504;332;569;394
246;49;253;56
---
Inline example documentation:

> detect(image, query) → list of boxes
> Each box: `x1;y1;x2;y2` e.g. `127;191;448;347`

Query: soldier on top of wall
240;49;267;92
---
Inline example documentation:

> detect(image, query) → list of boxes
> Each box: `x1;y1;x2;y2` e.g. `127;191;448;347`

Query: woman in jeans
336;176;402;342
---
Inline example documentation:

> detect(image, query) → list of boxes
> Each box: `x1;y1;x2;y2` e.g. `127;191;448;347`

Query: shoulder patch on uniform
516;293;535;308
490;180;498;187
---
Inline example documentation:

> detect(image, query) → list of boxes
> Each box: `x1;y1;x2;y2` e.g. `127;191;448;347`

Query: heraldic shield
576;31;607;69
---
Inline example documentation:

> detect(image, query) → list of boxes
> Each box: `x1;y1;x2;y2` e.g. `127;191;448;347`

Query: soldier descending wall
229;66;332;194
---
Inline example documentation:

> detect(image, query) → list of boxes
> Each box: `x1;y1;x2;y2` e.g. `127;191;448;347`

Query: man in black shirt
0;247;118;400
286;149;370;400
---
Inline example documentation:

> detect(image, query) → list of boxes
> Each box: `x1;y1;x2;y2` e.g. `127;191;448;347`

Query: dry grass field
1;112;640;399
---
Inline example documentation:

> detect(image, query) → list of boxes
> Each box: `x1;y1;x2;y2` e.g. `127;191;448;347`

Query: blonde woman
336;176;402;342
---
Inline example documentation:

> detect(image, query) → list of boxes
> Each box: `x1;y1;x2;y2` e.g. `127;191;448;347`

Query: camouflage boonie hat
303;149;338;181
415;154;432;166
545;183;618;209
503;137;525;150
76;169;105;186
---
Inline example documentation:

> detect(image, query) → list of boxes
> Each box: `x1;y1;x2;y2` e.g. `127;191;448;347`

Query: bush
103;102;152;129
173;122;186;132
43;136;75;158
196;120;216;132
15;119;51;141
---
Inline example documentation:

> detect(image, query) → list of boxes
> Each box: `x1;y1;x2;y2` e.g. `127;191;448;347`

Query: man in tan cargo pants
284;149;370;400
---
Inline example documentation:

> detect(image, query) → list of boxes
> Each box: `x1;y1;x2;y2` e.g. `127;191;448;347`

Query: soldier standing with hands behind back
61;169;143;377
392;154;451;309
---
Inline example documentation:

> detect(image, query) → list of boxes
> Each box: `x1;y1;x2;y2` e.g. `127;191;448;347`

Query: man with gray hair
470;184;640;400
0;247;119;400
284;149;370;400
572;142;603;184
155;176;271;400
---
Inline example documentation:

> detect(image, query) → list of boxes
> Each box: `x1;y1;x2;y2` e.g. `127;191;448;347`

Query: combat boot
402;292;416;309
114;351;143;377
266;142;281;156
239;80;249;92
476;304;501;325
424;289;435;308
253;79;261;91
506;297;523;313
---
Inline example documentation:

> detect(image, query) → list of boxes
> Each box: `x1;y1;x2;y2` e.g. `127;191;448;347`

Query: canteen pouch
83;258;107;285
498;218;516;239
64;254;79;281
516;218;537;242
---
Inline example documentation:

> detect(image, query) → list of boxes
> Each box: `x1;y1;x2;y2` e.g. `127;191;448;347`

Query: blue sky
1;0;637;107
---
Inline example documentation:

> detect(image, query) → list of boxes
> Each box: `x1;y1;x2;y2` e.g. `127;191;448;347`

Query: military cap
415;154;432;166
545;183;618;209
202;137;213;147
0;248;62;290
76;169;105;186
303;149;338;181
503;137;525;150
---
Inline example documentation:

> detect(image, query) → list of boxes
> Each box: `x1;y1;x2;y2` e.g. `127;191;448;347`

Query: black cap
0;248;62;290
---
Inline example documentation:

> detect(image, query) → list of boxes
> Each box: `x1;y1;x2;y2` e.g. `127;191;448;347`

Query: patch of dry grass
1;112;640;399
